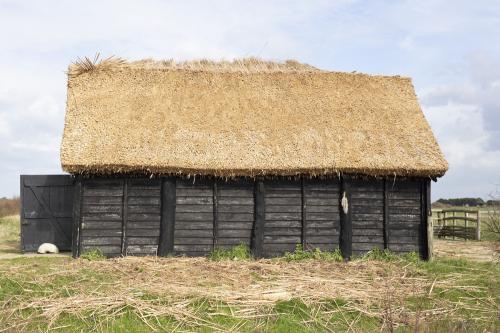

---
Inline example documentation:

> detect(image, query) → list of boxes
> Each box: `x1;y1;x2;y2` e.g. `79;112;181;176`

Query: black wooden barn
21;58;448;259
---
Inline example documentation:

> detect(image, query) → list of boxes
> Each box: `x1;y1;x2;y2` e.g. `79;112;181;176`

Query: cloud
0;0;499;199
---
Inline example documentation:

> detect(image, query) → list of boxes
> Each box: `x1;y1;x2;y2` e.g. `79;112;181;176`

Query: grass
0;216;498;332
0;215;20;255
209;243;252;261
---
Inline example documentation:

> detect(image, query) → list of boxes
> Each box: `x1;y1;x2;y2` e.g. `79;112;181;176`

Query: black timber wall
72;176;430;259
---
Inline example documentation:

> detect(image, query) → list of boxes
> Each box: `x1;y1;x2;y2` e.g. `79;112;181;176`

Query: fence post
465;211;468;241
476;210;481;241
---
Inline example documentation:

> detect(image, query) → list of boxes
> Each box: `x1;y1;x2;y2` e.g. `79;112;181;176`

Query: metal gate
20;175;74;251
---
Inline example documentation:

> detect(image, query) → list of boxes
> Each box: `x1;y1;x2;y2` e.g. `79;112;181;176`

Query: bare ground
433;239;499;262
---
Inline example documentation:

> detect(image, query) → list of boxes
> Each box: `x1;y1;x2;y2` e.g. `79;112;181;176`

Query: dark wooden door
20;175;74;251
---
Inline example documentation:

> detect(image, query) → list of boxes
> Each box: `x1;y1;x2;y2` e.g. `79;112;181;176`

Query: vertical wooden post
19;175;24;252
252;181;265;258
213;180;219;250
71;177;83;258
465;211;468;241
339;176;352;260
476;210;481;241
121;179;129;256
452;211;455;240
158;178;176;256
301;178;307;250
424;180;432;261
383;179;389;250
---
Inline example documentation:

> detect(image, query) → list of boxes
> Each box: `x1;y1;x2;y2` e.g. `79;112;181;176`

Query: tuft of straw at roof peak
67;56;321;78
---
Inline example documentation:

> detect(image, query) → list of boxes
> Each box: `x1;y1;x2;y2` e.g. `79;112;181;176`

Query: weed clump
80;249;106;261
209;244;252;261
283;245;343;261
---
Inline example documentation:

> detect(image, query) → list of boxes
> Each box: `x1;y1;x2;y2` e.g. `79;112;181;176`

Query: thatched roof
61;57;448;178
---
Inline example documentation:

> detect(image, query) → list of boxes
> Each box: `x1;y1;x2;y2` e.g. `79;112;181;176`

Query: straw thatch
61;57;448;178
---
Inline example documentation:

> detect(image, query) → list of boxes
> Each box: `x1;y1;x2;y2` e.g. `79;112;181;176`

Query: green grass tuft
209;243;252;261
80;248;106;261
282;244;344;261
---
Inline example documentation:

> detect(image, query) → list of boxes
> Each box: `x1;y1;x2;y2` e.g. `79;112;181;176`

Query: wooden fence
432;209;481;240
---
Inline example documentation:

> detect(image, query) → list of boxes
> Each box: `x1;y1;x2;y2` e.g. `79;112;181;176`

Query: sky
0;0;499;200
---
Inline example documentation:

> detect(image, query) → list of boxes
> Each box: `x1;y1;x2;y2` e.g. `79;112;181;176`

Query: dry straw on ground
1;257;495;331
61;56;448;178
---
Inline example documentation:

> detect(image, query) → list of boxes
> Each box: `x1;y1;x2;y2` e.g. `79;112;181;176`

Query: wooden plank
213;180;218;248
301;178;306;248
127;188;161;197
265;220;302;228
81;236;122;246
174;229;213;238
174;237;213;244
72;178;82;258
82;229;122;237
176;205;214;213
305;212;338;221
159;178;176;256
265;205;302;213
420;180;428;260
82;196;122;205
175;221;214;230
383;179;389;250
353;228;384;236
23;175;74;187
252;181;265;258
174;245;212;252
265;197;302;205
217;238;251;246
217;213;254;221
121;179;128;256
389;214;421;222
127;237;159;245
82;213;122;222
351;206;383;214
339;176;352;259
176;197;213;205
218;229;252;238
82;205;121;214
127;205;161;214
218;197;253;205
176;188;213;197
127;213;161;222
126;245;158;255
388;199;421;207
352;213;383;221
388;192;420;200
265;212;301;220
82;221;123;230
128;197;160;205
352;235;384;243
305;236;338;244
81;245;121;254
176;212;213;221
218;205;254;213
263;235;301;244
306;205;338;213
127;229;160;237
83;188;123;197
351;243;384;251
218;221;253;230
264;227;302;236
350;192;382;199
